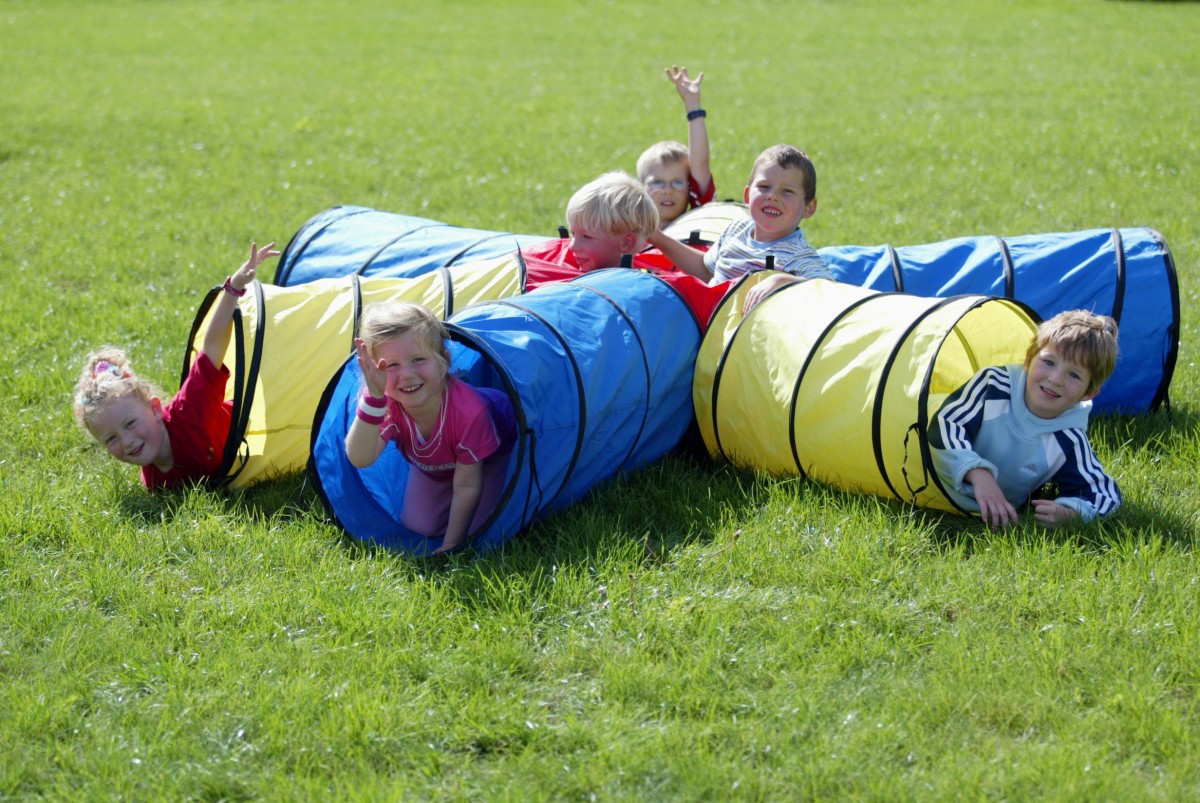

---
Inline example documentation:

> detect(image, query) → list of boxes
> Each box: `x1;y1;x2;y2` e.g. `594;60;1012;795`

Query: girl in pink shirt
344;302;516;555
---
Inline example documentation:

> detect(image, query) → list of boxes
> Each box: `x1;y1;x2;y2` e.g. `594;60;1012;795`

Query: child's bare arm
647;229;713;281
437;460;485;554
345;340;388;468
200;241;279;368
666;66;712;196
742;273;801;315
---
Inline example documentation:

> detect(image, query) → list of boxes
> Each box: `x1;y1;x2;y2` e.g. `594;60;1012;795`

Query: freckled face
1024;347;1095;419
744;163;816;243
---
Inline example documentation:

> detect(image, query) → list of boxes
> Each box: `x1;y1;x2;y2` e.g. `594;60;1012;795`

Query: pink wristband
222;277;247;297
357;392;386;425
356;407;385;426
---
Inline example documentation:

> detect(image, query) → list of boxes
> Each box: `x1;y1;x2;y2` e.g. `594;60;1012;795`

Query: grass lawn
2;0;1198;799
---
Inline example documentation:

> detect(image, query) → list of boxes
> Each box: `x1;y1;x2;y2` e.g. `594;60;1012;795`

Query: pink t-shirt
380;376;516;481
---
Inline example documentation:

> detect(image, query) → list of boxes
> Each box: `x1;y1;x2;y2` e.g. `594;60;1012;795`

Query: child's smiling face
87;395;169;468
744;163;816;243
642;158;691;226
374;332;449;414
1024;346;1096;419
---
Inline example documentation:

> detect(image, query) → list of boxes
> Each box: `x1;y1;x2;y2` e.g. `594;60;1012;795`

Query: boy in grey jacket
928;310;1121;528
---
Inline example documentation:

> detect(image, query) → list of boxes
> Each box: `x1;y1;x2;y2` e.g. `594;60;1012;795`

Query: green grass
3;0;1199;799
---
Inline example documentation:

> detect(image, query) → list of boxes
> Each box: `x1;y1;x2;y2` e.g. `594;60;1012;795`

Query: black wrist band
687;108;707;121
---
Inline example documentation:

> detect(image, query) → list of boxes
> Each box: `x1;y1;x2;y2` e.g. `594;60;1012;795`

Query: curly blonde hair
73;347;164;431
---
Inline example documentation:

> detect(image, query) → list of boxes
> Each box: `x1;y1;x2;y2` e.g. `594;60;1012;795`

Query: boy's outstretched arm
647;229;713;281
200;241;280;368
666;66;712;197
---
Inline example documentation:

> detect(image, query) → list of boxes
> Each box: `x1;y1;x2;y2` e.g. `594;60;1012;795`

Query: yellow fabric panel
876;297;985;512
692;277;749;458
189;258;522;488
796;292;933;497
696;275;876;471
446;254;526;313
662;201;749;245
360;271;451;317
697;275;1039;515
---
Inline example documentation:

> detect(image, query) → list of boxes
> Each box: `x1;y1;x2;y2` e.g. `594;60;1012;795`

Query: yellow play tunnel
695;272;1038;512
183;255;525;488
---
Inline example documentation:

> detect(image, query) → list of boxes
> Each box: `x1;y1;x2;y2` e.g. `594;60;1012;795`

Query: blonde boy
565;171;659;272
637;66;715;228
928;310;1122;528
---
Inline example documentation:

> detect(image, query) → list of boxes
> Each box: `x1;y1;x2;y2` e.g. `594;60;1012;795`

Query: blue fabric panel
896;236;1010;298
355;225;542;280
820;245;900;291
276;206;543;286
823;227;1175;413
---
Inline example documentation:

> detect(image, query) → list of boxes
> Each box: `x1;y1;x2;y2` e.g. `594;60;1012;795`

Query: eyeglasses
645;178;689;193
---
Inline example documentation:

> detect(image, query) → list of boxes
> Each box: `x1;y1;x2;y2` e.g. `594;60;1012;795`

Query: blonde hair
358;302;450;373
750;144;818;205
73;347;163;430
566;171;660;242
636;140;689;182
1024;310;1119;395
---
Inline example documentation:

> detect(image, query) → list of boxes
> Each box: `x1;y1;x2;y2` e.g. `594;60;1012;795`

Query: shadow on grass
108;468;323;529
920;493;1198;555
110;402;1192;593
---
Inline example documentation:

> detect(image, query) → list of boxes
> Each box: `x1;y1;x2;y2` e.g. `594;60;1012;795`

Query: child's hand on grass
1030;499;1078;528
967;467;1018;529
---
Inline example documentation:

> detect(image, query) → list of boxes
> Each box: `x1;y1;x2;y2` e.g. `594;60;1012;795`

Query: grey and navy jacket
928;364;1121;523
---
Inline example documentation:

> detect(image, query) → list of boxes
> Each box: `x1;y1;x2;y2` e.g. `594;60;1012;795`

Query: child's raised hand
354;337;387;399
230;241;281;292
1030;499;1078;529
665;65;704;106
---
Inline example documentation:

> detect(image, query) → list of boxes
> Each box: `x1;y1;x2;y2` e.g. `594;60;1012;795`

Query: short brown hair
1024;310;1119;396
749;144;818;205
636;140;689;182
